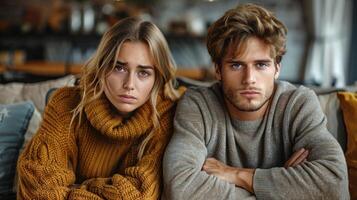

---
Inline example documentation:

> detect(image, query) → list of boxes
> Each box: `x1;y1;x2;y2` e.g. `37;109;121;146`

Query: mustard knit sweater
17;86;183;200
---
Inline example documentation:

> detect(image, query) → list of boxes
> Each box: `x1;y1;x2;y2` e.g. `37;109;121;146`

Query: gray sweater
163;81;349;200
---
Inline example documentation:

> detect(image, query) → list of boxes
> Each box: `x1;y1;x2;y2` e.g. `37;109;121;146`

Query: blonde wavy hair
207;3;287;66
71;17;179;160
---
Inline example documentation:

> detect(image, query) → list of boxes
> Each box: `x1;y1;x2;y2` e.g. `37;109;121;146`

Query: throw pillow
0;101;34;195
338;92;357;199
12;107;42;193
0;74;75;113
318;92;347;151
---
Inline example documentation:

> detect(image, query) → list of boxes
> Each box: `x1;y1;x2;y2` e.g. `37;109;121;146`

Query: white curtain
303;0;352;87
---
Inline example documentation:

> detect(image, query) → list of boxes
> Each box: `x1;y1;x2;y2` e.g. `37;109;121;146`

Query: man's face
216;37;280;120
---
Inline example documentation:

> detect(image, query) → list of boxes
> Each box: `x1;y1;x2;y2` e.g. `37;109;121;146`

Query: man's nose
242;66;256;85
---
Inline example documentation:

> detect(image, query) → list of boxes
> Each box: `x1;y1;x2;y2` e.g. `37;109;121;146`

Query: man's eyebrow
226;59;272;63
226;59;245;64
254;59;272;63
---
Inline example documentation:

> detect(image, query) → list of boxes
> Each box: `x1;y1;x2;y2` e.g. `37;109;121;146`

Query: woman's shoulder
46;86;81;112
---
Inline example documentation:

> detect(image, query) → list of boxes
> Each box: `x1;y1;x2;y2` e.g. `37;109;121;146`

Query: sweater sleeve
162;92;256;200
253;89;350;199
70;109;174;200
16;88;91;200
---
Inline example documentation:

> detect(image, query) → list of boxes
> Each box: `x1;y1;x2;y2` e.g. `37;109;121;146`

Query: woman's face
103;41;156;117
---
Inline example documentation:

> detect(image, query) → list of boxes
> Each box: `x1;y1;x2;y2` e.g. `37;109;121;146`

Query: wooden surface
0;61;208;80
0;64;5;73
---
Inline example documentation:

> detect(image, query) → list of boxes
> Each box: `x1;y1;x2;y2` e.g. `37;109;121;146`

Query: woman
17;17;185;200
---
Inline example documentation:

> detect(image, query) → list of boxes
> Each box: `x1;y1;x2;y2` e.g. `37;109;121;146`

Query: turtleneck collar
84;90;176;140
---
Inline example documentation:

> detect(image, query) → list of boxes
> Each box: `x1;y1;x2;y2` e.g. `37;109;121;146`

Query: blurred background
0;0;356;87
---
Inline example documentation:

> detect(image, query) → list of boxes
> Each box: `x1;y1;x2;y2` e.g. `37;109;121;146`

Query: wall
152;0;307;83
0;0;354;84
348;0;357;85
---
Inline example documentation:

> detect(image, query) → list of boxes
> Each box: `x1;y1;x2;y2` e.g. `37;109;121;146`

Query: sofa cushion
0;101;34;195
11;107;42;193
317;92;347;151
338;92;357;200
0;75;76;113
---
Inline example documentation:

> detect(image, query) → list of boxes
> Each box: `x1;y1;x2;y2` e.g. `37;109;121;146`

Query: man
163;3;349;200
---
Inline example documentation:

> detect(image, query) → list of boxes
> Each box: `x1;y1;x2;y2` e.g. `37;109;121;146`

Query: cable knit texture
17;86;184;200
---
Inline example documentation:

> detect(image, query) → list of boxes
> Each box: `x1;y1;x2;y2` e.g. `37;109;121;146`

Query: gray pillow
0;101;34;195
0;75;75;113
317;92;347;152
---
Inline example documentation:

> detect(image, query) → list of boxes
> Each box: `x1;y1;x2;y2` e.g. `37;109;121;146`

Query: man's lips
240;90;260;94
239;90;260;98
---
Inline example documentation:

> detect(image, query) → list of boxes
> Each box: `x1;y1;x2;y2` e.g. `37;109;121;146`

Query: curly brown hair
207;3;287;66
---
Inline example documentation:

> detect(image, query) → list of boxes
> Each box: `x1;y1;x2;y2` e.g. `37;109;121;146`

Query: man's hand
202;149;308;193
202;158;255;193
284;148;309;168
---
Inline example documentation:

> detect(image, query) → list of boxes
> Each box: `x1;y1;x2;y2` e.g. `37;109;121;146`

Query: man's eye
231;63;242;70
256;63;269;69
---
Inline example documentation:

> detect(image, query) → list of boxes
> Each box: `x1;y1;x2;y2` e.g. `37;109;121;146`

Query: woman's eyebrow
115;60;126;65
116;60;154;69
137;65;154;70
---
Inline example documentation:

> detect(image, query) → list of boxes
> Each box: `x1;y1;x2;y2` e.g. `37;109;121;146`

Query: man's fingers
290;150;309;167
284;148;305;168
202;158;238;185
284;148;308;168
202;157;220;172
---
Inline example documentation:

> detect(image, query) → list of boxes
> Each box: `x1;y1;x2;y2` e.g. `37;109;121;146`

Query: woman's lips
117;95;137;103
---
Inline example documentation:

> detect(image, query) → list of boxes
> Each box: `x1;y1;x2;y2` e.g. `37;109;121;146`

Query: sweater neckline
231;118;264;133
84;91;174;140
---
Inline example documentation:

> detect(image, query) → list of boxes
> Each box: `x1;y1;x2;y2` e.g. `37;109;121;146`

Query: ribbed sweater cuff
253;168;275;199
68;189;103;200
114;177;140;199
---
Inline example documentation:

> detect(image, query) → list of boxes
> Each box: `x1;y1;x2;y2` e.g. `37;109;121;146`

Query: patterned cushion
0;101;34;194
338;92;357;199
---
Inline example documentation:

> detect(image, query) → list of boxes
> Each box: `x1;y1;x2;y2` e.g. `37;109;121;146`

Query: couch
0;76;356;199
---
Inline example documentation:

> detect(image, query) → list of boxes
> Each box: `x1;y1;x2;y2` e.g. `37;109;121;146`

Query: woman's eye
115;65;126;72
138;70;151;77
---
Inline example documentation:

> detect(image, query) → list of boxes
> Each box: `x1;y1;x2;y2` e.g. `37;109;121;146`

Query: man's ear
215;64;222;81
274;63;281;79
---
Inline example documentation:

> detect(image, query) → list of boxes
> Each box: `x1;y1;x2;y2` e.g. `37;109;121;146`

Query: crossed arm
163;91;349;200
202;148;309;193
17;115;169;200
17;93;172;200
